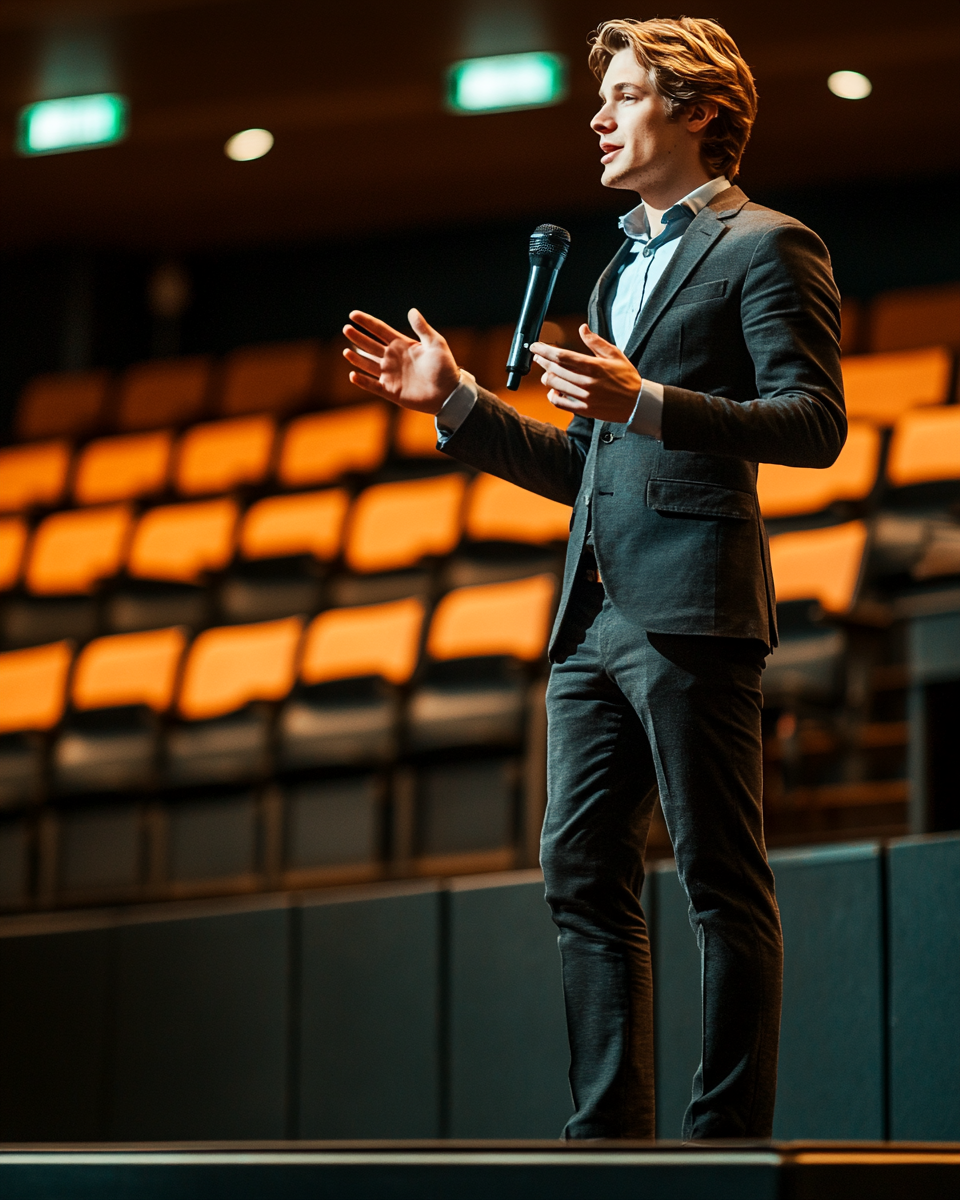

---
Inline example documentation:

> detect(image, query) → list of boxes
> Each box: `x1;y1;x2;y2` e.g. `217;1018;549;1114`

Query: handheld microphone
505;223;571;390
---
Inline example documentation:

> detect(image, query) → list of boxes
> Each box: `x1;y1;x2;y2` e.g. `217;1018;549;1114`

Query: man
343;16;845;1140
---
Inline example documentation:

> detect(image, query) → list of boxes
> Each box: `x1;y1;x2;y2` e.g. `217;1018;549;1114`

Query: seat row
0;573;556;807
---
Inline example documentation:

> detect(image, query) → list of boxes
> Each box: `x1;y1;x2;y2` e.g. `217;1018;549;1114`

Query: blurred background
0;0;958;1150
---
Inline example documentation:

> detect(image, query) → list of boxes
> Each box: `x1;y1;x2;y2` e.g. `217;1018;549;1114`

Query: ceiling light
827;71;872;100
447;51;566;114
225;128;274;161
17;93;127;155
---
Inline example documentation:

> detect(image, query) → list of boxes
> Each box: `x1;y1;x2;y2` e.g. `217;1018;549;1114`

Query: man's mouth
600;142;621;164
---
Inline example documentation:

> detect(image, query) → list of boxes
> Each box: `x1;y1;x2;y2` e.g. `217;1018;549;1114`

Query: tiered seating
1;284;957;909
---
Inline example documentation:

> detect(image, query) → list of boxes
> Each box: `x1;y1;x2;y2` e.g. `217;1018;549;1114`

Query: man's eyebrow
601;80;642;97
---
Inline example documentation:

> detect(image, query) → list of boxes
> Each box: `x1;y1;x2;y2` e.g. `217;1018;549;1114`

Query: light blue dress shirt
437;176;729;438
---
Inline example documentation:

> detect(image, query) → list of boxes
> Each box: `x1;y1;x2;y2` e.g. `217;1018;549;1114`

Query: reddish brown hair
588;17;758;178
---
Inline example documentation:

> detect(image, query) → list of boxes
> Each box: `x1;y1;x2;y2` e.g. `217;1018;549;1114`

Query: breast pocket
672;279;728;306
646;477;753;520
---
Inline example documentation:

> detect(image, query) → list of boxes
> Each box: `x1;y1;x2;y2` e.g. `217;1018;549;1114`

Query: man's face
591;47;688;193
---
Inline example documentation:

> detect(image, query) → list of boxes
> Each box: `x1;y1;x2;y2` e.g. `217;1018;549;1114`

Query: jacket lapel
588;239;634;340
622;185;748;362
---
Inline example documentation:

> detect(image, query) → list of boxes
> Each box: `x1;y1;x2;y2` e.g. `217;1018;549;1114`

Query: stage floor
2;1140;959;1199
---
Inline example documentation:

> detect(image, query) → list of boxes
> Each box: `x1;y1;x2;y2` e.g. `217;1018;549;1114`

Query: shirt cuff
436;370;478;434
626;379;664;439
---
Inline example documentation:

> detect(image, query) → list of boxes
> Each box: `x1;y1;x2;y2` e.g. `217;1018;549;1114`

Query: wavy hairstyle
588;17;758;179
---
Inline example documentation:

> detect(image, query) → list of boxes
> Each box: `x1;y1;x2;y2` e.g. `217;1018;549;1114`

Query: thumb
579;323;620;358
408;308;440;343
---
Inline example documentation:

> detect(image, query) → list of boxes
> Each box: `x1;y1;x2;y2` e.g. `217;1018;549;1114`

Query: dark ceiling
1;0;959;250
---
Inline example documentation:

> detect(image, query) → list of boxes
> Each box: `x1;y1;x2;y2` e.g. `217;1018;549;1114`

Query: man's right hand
343;308;460;415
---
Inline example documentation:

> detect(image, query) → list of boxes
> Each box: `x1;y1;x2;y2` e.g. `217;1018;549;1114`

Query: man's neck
638;168;714;237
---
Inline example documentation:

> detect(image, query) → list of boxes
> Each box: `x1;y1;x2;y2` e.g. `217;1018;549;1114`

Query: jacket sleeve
437;388;591;505
659;222;847;467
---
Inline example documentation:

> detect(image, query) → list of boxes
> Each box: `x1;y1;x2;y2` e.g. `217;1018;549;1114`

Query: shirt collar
619;176;729;243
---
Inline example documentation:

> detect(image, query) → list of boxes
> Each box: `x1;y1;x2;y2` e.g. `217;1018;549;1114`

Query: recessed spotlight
827;71;872;100
225;128;274;161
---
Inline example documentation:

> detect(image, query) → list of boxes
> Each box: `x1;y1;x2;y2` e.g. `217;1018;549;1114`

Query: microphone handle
505;260;562;391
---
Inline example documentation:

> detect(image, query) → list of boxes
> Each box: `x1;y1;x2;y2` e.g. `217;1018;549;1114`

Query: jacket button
600;430;614;443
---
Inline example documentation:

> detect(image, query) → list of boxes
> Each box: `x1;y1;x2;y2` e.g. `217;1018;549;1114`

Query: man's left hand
530;325;642;423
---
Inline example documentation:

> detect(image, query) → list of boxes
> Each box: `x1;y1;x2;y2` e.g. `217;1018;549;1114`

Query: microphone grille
529;223;572;260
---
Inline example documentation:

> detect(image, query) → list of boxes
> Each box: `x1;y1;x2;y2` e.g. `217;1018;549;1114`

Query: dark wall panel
298;886;441;1138
0;926;114;1140
107;907;289;1139
771;843;885;1139
653;863;701;1139
448;874;570;1137
888;833;960;1140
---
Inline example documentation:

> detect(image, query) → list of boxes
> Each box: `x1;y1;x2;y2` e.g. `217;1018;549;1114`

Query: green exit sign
17;93;128;156
447;52;567;114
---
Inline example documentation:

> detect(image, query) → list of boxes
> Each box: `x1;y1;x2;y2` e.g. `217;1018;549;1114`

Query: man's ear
685;100;719;134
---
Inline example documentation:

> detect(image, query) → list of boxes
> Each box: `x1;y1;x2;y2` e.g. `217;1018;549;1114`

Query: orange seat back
240;489;349;562
72;627;187;712
16;370;109;441
887;406;960;488
128;498;238;583
177;617;302;720
345;474;467;573
841;347;952;425
0;517;28;591
497;382;574;430
26;505;133;595
769;521;868;613
427;574;557;661
219;341;321;416
466;473;571;543
0;641;72;733
757;422;880;518
73;430;173;505
395;408;444;459
870;284;960;353
174;415;275;495
0;441;71;513
278;404;390;487
117;357;211;431
300;598;425;685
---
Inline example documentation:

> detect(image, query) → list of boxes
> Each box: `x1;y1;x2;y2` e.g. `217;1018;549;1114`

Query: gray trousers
541;575;782;1139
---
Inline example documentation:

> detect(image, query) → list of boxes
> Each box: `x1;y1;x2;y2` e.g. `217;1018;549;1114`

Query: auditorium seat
839;297;862;355
0;440;70;512
164;789;260;895
757;422;881;519
282;774;383;886
220;488;348;622
886;406;960;489
445;473;569;587
218;340;322;416
411;756;519;874
0;518;27;592
277;403;390;488
108;498;237;632
334;473;467;605
407;573;556;752
869;283;960;353
116;356;211;431
15;506;131;644
278;597;424;769
873;407;960;585
173;414;275;496
841;347;953;425
15;369;109;441
166;616;302;785
72;430;173;506
0;640;72;806
497;381;575;431
763;522;869;704
52;627;186;794
0;816;29;909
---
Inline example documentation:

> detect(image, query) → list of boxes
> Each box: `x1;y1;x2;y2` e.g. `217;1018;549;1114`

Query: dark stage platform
1;1141;959;1199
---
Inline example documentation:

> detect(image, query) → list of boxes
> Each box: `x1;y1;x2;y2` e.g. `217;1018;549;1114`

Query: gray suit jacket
438;185;846;654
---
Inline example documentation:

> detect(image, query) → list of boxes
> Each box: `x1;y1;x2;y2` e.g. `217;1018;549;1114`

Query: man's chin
600;165;639;191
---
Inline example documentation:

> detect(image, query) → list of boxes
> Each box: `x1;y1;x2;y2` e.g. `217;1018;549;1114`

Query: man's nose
591;106;615;133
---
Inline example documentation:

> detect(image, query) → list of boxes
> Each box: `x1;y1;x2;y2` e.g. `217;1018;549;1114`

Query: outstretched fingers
343;324;390;359
343;346;382;377
348;310;409;346
347;370;391;400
